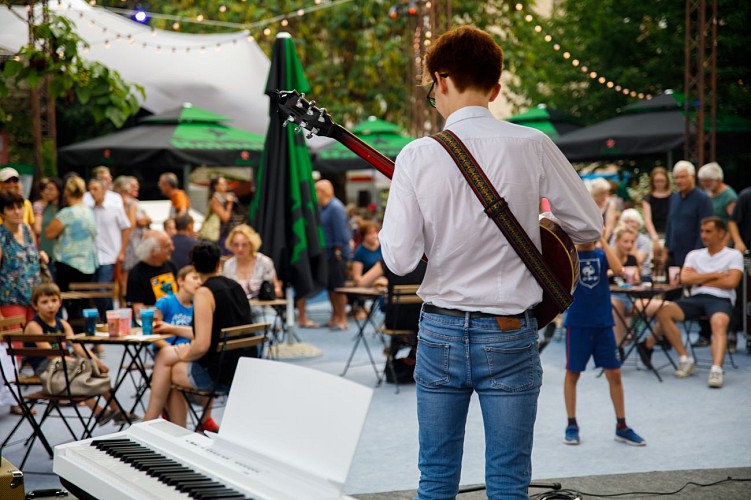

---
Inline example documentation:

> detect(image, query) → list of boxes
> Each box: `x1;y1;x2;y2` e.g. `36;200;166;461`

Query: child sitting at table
24;283;139;425
151;265;200;350
562;235;646;447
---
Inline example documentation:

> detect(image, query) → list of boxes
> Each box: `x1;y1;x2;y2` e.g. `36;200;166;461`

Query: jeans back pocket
414;337;450;387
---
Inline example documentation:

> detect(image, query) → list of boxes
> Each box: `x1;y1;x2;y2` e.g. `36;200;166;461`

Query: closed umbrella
249;33;327;355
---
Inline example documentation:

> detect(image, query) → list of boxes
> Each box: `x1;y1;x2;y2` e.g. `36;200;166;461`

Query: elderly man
0;167;34;225
664;160;713;268
158;173;190;218
126;230;178;318
640;217;743;388
89;178;130;318
698;162;737;246
315;179;351;331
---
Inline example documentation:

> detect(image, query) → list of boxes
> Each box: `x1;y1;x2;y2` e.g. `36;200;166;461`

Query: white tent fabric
0;0;270;135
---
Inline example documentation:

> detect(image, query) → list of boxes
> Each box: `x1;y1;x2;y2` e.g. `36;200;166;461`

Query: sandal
298;321;321;329
113;411;142;424
10;405;36;416
97;409;115;426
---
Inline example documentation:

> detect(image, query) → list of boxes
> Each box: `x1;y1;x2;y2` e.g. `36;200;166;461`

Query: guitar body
534;217;579;328
275;90;580;329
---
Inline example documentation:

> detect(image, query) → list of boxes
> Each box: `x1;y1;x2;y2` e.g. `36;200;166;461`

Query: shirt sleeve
116;205;132;230
538;137;603;244
380;147;425;276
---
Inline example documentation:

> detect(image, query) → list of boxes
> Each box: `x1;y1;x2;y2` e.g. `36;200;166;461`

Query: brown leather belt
422;304;530;332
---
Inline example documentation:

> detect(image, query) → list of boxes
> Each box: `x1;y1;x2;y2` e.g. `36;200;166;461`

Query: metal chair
684;315;738;369
377;284;422;394
171;322;270;431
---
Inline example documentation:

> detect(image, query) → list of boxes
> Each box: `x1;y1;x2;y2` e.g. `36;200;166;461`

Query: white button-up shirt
380;106;602;315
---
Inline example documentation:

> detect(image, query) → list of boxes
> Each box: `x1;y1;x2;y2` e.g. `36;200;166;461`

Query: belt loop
524;309;531;325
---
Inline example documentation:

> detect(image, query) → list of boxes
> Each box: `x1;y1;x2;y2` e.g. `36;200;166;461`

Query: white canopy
0;0;271;135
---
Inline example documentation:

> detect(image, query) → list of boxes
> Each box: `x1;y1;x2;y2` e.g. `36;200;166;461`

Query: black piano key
177;480;222;494
167;474;209;487
187;486;234;499
147;465;191;476
191;488;243;499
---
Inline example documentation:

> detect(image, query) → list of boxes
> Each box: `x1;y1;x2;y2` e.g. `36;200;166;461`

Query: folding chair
377;284;422;394
684;316;738;369
171;322;270;431
1;333;102;469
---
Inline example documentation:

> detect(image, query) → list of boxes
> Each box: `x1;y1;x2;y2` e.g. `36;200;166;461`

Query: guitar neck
330;124;395;179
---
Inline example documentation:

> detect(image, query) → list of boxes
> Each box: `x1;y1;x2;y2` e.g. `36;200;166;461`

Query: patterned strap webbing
431;129;573;313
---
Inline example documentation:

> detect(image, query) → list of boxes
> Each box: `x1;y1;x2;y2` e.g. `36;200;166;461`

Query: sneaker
563;425;580;445
615;427;647;446
674;359;695;378
691;336;711;348
708;370;724;388
636;341;654;369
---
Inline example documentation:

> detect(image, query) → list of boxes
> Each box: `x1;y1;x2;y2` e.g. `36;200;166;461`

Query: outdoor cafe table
334;286;387;383
69;331;169;433
609;283;683;382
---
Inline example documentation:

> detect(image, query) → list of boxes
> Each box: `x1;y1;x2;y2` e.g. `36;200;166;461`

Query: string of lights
514;3;652;100
51;0;354;52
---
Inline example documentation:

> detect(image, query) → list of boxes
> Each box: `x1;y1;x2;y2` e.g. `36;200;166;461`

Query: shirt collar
443;106;493;129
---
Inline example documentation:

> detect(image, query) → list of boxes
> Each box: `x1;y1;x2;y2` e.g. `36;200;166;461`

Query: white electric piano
54;358;373;499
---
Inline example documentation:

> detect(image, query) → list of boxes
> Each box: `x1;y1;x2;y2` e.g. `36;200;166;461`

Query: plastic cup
106;310;119;337
623;266;637;285
668;266;681;286
118;308;132;336
140;308;155;335
83;308;98;336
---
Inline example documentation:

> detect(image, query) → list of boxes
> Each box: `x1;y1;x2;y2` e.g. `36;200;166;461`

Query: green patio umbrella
250;33;327;301
313;116;414;173
507;104;582;140
58;103;264;170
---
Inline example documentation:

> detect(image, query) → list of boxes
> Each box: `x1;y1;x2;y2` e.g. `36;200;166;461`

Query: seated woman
609;225;641;348
221;224;281;299
144;241;254;428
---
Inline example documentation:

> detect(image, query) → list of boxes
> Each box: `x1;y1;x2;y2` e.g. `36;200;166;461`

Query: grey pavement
2;299;750;498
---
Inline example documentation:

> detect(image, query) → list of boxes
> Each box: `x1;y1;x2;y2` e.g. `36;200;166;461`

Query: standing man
83;165;123;209
315;179;351;331
171;214;198;270
158;172;190;218
664;161;713;267
89;178;131;318
379;26;601;499
729;186;751;253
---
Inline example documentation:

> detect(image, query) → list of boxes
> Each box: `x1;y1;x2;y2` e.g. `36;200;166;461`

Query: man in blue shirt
664;161;713;267
315;179;352;330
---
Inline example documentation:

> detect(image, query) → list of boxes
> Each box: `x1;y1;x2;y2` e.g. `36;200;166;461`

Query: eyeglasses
426;73;449;108
2;177;19;184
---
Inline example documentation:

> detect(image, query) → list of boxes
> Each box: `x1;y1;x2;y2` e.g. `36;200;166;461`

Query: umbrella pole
285;286;301;344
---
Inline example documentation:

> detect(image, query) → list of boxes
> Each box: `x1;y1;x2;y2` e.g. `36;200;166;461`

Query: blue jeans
415;309;542;500
93;264;115;319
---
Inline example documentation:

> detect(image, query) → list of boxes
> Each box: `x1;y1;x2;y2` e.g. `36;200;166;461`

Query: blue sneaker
563;425;580;445
615;427;646;446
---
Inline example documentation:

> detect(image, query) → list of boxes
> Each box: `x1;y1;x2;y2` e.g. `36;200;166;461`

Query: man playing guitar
379;26;602;499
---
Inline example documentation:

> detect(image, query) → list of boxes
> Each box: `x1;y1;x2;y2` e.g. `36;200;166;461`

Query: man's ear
488;83;502;103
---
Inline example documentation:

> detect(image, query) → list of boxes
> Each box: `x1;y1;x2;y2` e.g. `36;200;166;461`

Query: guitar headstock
274;90;336;139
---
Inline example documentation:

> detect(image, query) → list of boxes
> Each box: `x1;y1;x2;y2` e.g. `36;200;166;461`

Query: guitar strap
431;129;573;314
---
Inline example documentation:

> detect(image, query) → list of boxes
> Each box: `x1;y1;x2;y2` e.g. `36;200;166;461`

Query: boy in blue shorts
563;235;646;446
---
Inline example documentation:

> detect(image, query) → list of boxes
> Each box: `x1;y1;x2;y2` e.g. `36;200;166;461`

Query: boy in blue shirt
152;265;200;350
563;236;646;446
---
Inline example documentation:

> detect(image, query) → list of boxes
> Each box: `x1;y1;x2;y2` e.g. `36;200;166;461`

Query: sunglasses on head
2;177;19;183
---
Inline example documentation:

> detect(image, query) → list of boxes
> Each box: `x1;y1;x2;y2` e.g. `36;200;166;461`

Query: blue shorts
566;327;621;372
677;294;733;320
187;362;218;391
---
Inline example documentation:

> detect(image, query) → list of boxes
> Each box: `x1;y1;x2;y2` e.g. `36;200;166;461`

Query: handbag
39;357;111;397
258;280;275;300
198;211;221;242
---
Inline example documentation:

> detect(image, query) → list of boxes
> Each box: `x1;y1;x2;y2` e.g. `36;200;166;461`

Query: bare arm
680;267;743;289
728;221;747;254
351;261;365;285
153;322;194;339
45;217;64;240
602;236;623;276
210;196;233;223
179;287;213;361
357;261;385;288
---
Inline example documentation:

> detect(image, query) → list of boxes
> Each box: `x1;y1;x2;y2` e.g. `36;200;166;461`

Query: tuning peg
294;125;302;133
305;131;314;139
318;108;328;122
282;120;288;128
